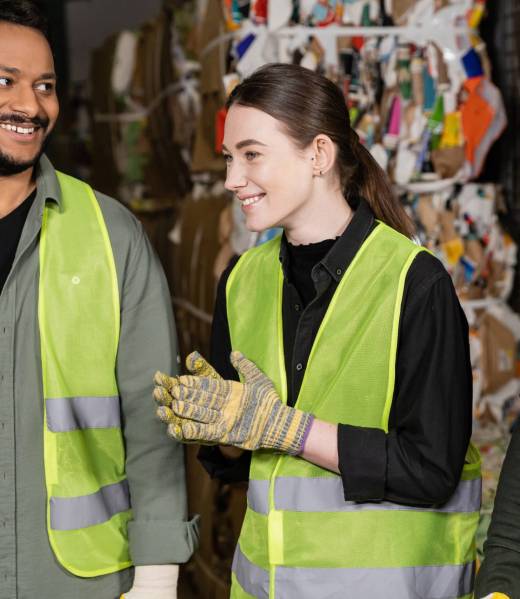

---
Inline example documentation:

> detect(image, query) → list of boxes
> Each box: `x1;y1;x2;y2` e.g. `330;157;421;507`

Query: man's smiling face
0;21;58;176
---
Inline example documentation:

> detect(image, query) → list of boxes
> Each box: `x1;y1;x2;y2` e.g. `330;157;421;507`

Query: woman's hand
154;351;313;454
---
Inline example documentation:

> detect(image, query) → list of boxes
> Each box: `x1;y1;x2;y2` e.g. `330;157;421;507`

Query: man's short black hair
0;0;49;41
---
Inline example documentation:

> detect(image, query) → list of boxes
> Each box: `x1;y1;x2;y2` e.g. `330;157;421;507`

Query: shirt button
296;363;303;371
294;304;301;312
336;268;342;276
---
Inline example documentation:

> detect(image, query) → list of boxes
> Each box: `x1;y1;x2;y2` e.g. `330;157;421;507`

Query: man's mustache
0;113;49;130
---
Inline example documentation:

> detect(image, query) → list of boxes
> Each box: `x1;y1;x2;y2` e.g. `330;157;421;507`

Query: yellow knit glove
154;351;221;442
155;351;314;454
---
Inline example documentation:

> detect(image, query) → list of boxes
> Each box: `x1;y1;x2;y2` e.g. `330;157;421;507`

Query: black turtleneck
285;237;337;308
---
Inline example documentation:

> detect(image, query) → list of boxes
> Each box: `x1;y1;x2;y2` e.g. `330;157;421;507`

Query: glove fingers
181;420;222;443
153;385;174;407
177;374;225;394
156;405;178;424
186;351;221;379
230;351;267;385
166;422;200;445
172;379;228;410
154;371;178;393
170;399;220;423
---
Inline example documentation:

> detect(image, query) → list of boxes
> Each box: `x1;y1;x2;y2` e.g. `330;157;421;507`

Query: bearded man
0;2;197;597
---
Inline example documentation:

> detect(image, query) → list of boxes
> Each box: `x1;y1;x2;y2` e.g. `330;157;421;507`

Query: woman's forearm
300;418;339;474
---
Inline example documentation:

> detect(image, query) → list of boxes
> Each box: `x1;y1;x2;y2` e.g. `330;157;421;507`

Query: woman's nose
224;161;247;191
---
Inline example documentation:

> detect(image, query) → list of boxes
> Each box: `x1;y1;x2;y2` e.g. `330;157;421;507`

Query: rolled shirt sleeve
338;254;473;506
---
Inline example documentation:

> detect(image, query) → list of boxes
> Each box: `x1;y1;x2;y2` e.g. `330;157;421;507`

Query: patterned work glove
154;351;314;454
154;351;222;444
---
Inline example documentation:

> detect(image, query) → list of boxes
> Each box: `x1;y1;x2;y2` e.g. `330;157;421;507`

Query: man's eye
35;82;54;92
0;77;11;87
245;151;259;161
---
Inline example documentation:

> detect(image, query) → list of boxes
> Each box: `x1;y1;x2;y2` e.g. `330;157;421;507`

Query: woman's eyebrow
235;139;267;150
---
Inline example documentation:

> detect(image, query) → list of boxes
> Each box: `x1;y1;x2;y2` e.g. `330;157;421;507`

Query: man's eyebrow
0;65;20;75
0;65;56;80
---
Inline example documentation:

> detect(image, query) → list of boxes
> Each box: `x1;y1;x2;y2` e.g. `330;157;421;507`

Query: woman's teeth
243;194;265;207
0;123;36;135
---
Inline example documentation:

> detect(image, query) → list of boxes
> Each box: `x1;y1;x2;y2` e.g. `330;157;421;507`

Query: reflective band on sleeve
275;560;474;599
50;479;130;530
247;477;481;515
232;544;270;599
46;396;121;432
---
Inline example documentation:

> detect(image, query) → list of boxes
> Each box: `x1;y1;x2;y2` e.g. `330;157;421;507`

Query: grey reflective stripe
232;544;269;599
46;395;121;432
247;479;269;515
248;477;481;515
50;479;130;530
275;561;474;599
232;545;474;599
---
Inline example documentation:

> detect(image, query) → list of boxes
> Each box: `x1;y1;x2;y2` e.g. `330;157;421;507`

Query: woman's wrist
300;418;339;473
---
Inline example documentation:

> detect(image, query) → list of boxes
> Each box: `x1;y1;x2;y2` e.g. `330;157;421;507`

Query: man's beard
0;145;46;176
0;112;50;176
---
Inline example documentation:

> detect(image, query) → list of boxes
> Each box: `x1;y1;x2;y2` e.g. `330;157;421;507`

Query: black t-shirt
0;190;37;294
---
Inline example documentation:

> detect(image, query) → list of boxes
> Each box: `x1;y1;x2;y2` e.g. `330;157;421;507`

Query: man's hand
121;565;178;599
154;351;313;455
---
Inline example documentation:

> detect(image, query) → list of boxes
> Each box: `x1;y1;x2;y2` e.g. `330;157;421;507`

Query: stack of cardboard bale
89;4;198;275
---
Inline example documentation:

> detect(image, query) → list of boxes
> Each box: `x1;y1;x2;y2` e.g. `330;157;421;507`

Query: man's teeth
243;194;264;207
0;123;36;135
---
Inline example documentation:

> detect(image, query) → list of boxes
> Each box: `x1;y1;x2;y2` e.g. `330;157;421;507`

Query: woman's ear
311;134;336;177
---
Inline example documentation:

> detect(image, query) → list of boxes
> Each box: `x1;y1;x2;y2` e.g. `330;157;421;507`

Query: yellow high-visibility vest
226;222;481;599
39;172;132;577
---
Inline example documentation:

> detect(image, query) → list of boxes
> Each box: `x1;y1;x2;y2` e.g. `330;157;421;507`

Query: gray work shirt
0;155;198;598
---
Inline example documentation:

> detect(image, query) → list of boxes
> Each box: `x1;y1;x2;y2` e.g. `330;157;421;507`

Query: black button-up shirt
200;199;473;506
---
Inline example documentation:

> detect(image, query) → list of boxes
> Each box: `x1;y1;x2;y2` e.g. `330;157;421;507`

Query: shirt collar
34;154;62;212
279;197;376;282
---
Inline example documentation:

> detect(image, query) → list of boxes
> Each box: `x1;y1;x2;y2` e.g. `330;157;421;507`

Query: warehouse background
36;1;520;597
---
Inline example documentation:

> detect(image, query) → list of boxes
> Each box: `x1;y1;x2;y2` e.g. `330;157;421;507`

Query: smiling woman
154;63;480;599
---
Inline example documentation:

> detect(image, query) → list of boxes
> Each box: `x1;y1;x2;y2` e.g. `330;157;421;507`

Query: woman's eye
223;153;232;164
0;77;11;87
245;151;259;161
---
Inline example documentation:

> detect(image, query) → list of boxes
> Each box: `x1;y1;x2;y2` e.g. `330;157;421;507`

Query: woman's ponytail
348;139;415;238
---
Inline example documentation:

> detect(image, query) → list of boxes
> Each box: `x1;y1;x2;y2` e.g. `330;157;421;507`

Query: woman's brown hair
227;63;415;238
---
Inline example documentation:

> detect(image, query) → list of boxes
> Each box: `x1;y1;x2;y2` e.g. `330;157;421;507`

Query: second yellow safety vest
226;222;481;599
